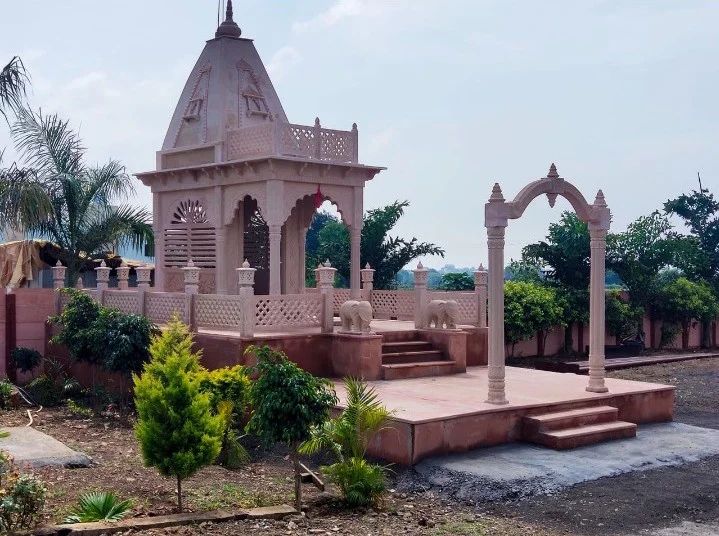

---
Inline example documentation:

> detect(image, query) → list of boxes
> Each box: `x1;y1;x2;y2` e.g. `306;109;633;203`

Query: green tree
439;272;474;291
664;187;719;347
246;345;337;510
0;57;27;121
0;108;153;284
522;212;590;353
133;318;223;511
504;281;564;357
654;277;719;350
607;212;679;342
505;259;543;283
309;201;444;289
605;291;644;343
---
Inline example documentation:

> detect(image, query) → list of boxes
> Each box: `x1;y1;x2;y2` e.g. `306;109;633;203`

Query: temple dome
161;1;288;152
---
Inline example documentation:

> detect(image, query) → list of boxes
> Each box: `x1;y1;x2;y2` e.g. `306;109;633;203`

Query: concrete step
382;350;444;364
381;330;421;343
533;421;637;450
382;341;434;354
381;361;455;380
523;406;619;434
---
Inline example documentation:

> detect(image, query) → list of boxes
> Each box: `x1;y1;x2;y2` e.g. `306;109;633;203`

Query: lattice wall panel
428;291;478;325
281;123;315;158
146;293;186;325
255;294;322;328
164;226;216;268
320;129;353;162
103;291;139;314
195;294;246;330
371;290;415;320
226;124;274;160
332;289;352;315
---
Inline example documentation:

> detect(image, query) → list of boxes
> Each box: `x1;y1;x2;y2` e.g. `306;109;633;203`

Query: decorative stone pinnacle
594;189;607;207
100;260;106;267
242;258;250;268
323;259;332;267
55;259;62;267
417;261;424;269
215;0;242;38
547;163;559;179
478;263;485;271
187;258;195;268
365;262;371;269
315;117;321;127
489;183;505;202
352;123;358;132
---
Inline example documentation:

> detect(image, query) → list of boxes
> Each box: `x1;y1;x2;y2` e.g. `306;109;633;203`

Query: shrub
0;381;13;409
133;317;223;511
0;452;47;532
63;491;132;524
26;375;63;407
51;289;101;364
504;281;564;357
300;378;390;507
438;272;474;291
10;347;42;375
246;345;337;510
200;367;252;469
605;291;644;342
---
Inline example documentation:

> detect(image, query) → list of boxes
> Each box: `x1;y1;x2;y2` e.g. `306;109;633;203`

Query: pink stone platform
334;367;675;465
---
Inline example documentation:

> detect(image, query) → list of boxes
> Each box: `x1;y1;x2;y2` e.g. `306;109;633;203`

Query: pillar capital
474;263;488;287
412;261;429;288
136;265;152;290
182;259;201;295
116;262;130;290
95;260;111;290
360;263;375;285
315;260;337;289
236;259;256;291
52;260;66;289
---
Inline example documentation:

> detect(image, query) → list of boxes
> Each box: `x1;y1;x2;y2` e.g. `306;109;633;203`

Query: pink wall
4;289;54;382
0;291;6;379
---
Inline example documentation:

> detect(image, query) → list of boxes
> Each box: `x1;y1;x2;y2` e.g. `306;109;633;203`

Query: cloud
266;46;302;82
292;0;404;33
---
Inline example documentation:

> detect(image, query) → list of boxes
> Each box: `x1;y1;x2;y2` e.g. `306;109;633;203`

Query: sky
1;0;718;268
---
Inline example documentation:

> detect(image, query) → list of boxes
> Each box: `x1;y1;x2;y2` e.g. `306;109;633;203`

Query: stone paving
0;426;92;468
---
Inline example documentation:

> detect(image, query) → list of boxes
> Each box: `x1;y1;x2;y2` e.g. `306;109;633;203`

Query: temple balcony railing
225;118;359;164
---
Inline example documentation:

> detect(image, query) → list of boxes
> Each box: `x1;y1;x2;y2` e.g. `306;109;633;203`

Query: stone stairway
522;406;637;449
380;331;455;380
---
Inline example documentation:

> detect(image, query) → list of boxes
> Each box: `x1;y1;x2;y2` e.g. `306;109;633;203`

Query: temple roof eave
134;155;386;187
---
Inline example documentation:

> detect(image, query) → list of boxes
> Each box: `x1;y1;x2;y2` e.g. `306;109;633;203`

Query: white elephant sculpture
425;299;460;329
339;300;373;333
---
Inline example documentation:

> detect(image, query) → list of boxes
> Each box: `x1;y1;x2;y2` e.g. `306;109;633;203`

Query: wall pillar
95;260;111;291
587;227;609;393
412;262;429;329
182;259;201;295
153;194;165;291
487;226;508;405
237;259;256;337
116;262;130;290
350;227;362;299
315;261;337;333
215;226;228;294
268;224;282;295
52;260;66;290
474;263;488;328
360;263;375;302
136;265;152;290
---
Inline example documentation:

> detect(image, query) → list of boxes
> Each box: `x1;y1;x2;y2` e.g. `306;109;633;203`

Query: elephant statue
425;299;460;329
339;300;373;333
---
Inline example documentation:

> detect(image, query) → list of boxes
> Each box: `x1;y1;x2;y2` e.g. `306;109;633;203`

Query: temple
136;1;384;296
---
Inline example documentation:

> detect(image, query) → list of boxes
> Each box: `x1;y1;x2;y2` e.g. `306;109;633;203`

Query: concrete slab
633;521;719;535
409;422;719;501
0;426;92;468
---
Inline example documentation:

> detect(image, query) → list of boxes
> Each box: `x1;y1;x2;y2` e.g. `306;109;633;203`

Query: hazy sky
1;0;717;268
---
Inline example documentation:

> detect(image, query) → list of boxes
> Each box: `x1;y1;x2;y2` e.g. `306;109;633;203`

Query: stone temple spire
216;0;242;39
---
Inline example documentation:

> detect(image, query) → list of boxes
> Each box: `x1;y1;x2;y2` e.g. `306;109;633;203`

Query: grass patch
0;430;9;439
189;483;287;510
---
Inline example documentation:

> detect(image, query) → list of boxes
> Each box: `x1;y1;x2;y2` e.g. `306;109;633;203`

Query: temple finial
215;0;242;38
547;163;559;179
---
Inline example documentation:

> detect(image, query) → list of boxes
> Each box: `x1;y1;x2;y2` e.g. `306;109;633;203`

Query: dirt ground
2;358;718;535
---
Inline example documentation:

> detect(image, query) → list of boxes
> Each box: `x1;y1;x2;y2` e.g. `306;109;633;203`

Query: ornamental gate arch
484;164;611;404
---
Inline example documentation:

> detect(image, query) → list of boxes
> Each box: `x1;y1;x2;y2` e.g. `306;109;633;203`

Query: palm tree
0;57;28;121
0;108;153;284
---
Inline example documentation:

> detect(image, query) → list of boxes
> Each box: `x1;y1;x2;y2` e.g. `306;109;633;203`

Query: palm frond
0;163;54;231
62;491;133;524
76;204;153;256
0;57;28;122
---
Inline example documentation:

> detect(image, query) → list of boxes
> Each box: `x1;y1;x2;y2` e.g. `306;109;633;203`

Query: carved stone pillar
315;260;337;333
412;262;429;329
587;227;609;393
95;260;111;291
237;259;256;337
350;227;362;299
116;262;130;290
52;260;66;290
182;259;201;295
360;263;375;302
136;265;152;290
474;263;488;328
487;226;508;405
269;224;282;295
215;225;228;294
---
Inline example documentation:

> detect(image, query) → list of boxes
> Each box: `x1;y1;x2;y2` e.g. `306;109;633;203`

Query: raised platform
334;366;675;465
536;352;719;373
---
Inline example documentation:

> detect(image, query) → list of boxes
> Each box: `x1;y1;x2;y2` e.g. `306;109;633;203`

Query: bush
51;289;101;364
504;281;564;357
0;452;47;532
0;381;13;409
247;345;337;510
200;366;251;426
605;292;644;342
26;375;63;407
133;317;223;511
300;378;390;507
11;347;42;375
63;491;133;524
438;272;474;291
